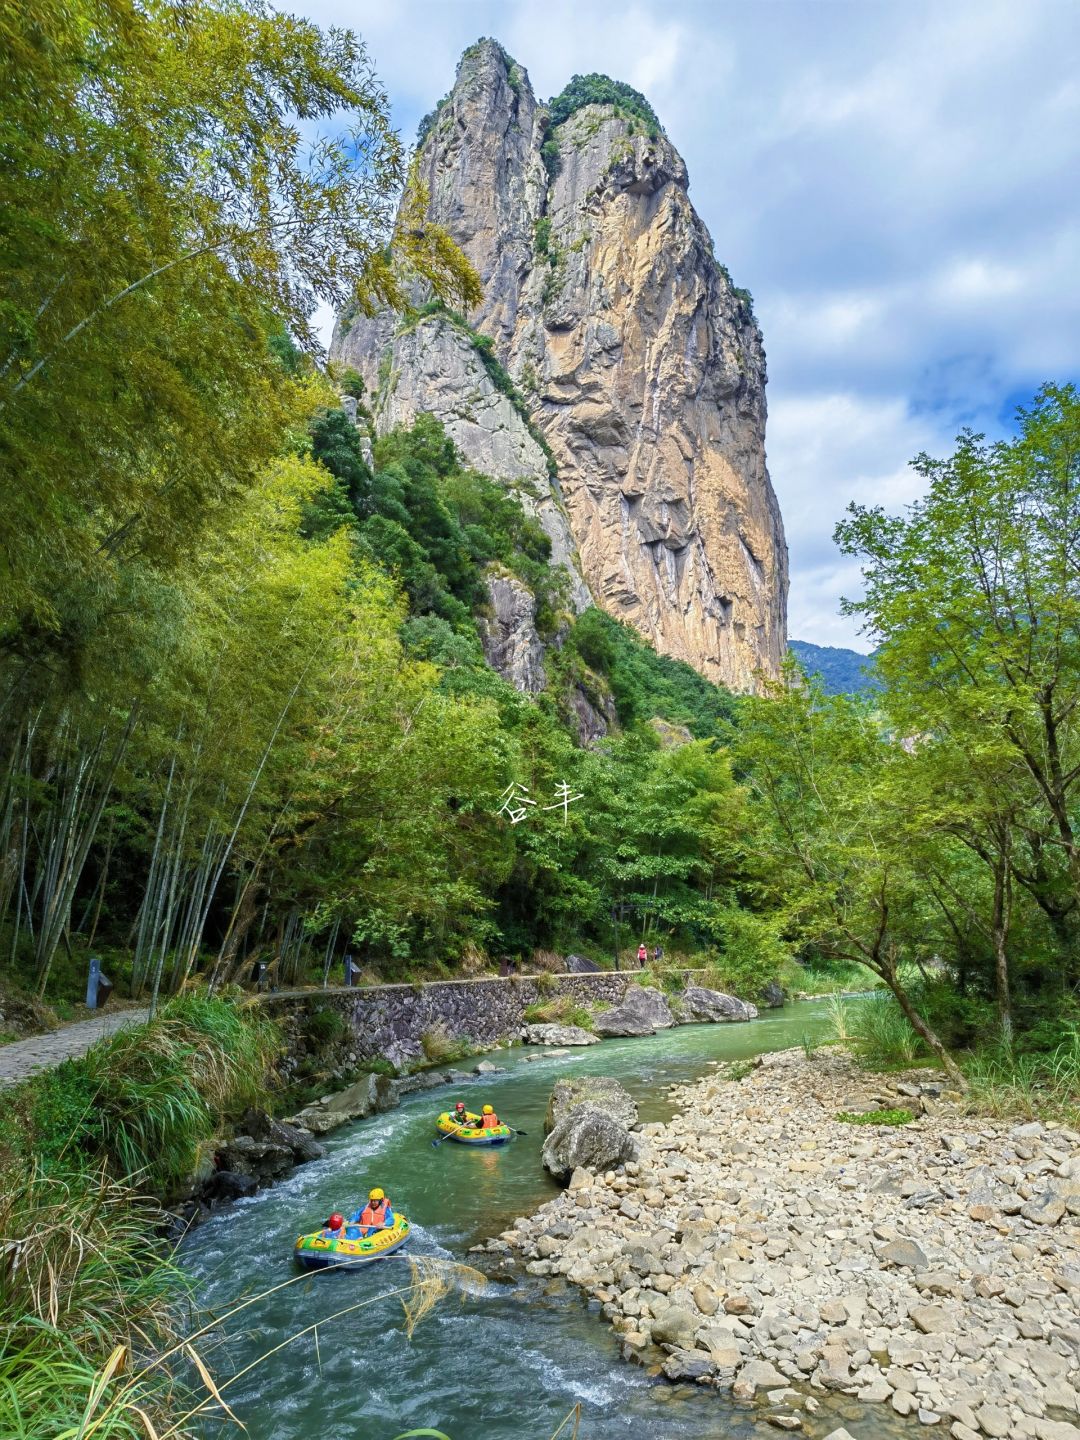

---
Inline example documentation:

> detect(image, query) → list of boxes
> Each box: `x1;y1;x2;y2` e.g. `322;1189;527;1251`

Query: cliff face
332;40;788;691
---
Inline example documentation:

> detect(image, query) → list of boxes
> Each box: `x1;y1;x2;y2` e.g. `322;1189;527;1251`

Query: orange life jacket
480;1112;500;1129
360;1198;390;1227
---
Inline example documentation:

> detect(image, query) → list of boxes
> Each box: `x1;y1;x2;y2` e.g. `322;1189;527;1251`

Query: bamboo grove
0;0;485;1002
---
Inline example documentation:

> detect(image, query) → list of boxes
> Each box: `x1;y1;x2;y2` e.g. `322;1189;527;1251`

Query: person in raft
637;942;648;968
350;1188;394;1237
478;1104;501;1130
451;1100;469;1129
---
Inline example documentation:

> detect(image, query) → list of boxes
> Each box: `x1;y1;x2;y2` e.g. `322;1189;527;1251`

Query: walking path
0;1007;150;1087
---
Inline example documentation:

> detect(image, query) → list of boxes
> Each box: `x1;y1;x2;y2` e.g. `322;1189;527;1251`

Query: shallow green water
182;1003;917;1440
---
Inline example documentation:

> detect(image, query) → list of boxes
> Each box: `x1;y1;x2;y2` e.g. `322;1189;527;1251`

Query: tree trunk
991;847;1013;1049
885;967;967;1090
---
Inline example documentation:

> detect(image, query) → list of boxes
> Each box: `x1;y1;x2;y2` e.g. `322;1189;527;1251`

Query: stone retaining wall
263;972;646;1073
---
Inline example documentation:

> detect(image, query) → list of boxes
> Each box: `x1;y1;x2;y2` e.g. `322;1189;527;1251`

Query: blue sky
301;0;1080;650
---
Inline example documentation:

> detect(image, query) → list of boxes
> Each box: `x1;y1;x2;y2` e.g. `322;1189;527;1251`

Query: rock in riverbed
680;985;758;1023
542;1106;636;1185
593;985;674;1037
295;1071;398;1134
545;1075;638;1133
522;1023;599;1047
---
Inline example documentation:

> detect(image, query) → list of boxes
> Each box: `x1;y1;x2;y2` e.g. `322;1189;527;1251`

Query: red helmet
455;1101;466;1111
327;1212;344;1231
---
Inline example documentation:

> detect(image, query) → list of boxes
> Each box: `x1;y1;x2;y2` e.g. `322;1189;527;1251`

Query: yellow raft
436;1110;513;1146
294;1213;410;1270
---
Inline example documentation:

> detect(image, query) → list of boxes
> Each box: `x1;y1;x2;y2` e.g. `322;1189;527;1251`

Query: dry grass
529;949;565;975
398;1255;485;1339
419;1020;471;1064
522;995;594;1030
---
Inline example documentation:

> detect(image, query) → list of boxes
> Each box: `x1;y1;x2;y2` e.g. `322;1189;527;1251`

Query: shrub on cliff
546;74;662;138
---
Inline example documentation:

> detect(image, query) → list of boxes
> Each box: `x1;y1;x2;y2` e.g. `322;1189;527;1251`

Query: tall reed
964;1027;1080;1122
830;990;924;1069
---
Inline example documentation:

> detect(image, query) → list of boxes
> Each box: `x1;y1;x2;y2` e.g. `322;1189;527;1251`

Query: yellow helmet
369;1187;385;1201
482;1105;494;1115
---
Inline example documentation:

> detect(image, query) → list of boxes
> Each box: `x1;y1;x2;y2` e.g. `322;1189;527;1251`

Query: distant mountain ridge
788;639;879;695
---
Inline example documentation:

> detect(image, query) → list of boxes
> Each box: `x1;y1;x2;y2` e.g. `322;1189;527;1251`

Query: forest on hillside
787;639;879;695
2;1;1080;1101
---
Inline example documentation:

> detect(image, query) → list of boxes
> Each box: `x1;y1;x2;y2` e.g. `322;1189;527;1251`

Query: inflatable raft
436;1110;513;1146
294;1213;410;1270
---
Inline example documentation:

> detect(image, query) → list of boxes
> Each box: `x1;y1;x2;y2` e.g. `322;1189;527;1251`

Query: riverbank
0;995;282;1438
483;1047;1080;1438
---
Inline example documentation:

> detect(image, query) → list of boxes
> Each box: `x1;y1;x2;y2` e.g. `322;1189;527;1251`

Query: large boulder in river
201;1169;257;1205
593;985;674;1037
545;1075;638;1134
522;1022;599;1047
296;1071;398;1135
238;1108;325;1163
757;980;785;1009
680;986;758;1023
217;1134;295;1183
542;1106;636;1184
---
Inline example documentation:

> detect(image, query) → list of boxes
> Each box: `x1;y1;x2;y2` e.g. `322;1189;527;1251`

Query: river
182;1001;918;1439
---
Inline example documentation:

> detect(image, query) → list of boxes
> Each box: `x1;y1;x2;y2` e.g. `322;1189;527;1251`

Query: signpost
85;958;112;1009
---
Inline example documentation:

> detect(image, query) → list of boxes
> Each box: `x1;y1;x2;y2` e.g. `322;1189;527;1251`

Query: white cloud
297;0;1080;650
766;391;953;646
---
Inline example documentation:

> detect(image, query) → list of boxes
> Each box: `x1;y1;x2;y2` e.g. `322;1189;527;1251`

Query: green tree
836;384;1080;985
0;0;478;698
737;665;966;1084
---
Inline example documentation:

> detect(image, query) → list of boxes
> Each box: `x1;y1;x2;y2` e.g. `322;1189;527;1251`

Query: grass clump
0;1167;194;1440
836;1107;916;1126
523;995;594;1029
634;966;685;996
304;1005;348;1052
963;1029;1080;1123
0;996;280;1439
11;995;280;1193
831;991;925;1070
792;957;874;995
419;1021;472;1065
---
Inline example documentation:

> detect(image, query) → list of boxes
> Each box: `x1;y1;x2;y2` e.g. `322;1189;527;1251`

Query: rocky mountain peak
332;41;788;692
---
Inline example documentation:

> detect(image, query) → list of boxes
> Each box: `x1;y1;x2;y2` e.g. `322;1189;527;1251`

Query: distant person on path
637;943;648;968
653;944;663;966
